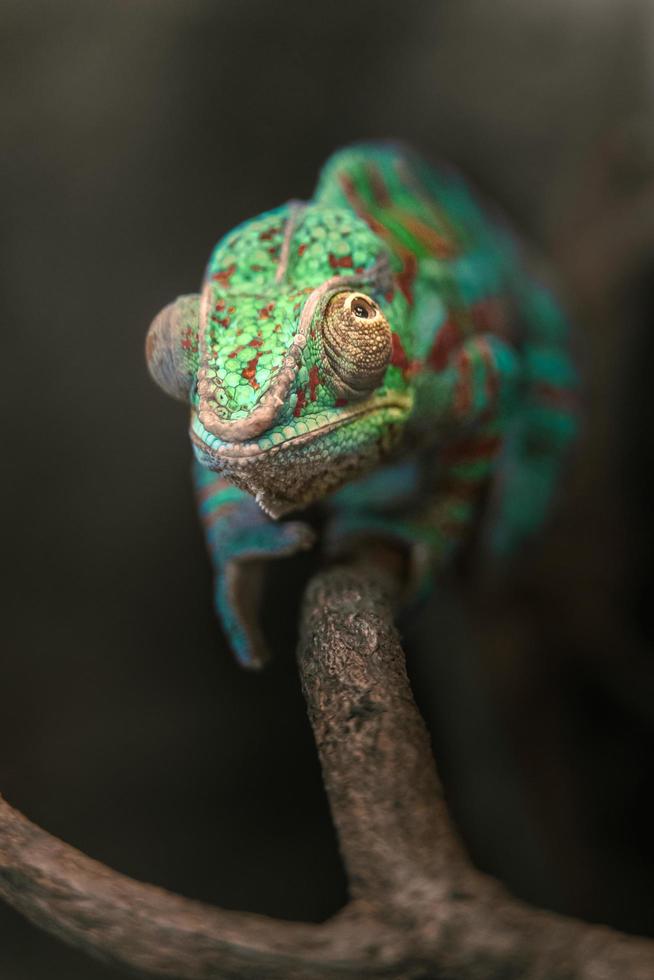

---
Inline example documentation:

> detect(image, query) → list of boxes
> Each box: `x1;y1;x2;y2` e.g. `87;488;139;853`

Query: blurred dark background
2;1;654;977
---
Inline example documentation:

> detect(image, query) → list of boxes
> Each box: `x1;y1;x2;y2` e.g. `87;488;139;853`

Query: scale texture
146;142;577;666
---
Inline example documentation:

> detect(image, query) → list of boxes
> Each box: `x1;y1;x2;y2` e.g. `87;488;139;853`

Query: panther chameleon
146;143;577;667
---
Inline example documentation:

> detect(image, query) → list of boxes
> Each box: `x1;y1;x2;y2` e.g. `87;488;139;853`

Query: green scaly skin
146;143;577;667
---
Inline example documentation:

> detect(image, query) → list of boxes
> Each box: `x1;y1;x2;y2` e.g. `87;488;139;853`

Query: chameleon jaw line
190;392;411;462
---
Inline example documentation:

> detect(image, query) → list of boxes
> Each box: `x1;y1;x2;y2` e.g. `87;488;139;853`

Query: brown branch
298;563;654;980
2;561;654;979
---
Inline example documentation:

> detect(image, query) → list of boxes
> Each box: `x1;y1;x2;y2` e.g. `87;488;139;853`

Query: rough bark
1;561;654;979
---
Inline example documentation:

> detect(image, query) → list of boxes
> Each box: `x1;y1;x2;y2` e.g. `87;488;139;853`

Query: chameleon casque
146;143;577;668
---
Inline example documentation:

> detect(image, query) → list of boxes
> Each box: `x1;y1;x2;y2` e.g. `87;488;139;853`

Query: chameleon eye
320;291;392;400
351;295;376;319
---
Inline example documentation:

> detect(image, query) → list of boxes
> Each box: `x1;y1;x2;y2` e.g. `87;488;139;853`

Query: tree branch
1;561;654;979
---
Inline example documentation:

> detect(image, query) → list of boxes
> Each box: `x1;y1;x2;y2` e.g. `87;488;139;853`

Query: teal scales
146;143;577;666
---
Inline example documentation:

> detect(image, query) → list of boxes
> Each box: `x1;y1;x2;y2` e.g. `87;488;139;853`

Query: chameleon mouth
189;391;412;461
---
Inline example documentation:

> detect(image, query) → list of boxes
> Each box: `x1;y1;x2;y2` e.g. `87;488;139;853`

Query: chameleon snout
196;350;300;443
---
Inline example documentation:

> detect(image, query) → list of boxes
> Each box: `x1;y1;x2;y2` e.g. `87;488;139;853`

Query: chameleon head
146;204;413;517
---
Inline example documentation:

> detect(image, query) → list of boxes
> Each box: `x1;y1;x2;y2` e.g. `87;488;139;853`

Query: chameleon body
146;143;577;667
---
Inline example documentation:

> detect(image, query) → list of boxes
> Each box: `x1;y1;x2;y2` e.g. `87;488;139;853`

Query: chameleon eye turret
145;294;200;402
320;290;393;400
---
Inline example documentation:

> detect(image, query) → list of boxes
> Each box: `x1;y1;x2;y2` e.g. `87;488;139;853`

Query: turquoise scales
146;143;577;667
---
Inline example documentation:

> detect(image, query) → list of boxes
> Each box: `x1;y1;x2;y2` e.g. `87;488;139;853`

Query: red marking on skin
197;479;231;503
401;214;457;259
339;173;385;232
181;328;197;353
397;254;418;305
212;263;236;287
390;332;409;370
389;335;421;380
334;397;349;408
205;502;240;527
426;317;461;371
249;336;263;348
258;302;275;319
297;243;307;256
338;172;420;269
215;316;231;328
228;305;236;314
339;173;357;198
470;297;507;334
367;215;387;236
440;435;502;466
259;227;279;241
242;353;262;390
355;266;364;274
251;264;264;272
328;252;353;270
309;365;320;401
453;349;473;417
293;387;307;417
215;299;226;311
385;288;395;302
228;344;245;359
267;246;278;257
273;323;281;332
339;168;461;305
367;162;391;206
